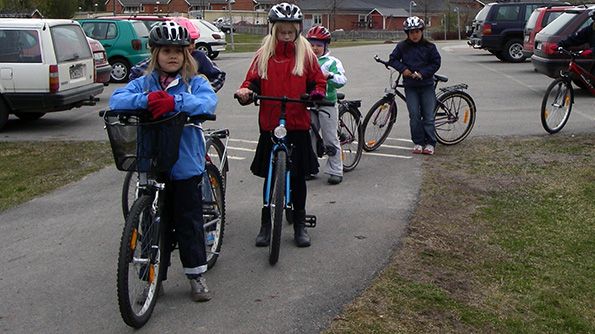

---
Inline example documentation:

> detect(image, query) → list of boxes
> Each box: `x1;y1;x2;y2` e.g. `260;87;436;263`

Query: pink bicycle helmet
172;17;200;40
306;25;331;43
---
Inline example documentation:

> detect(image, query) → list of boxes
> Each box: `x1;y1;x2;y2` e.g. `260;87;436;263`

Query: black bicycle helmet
268;2;303;23
149;21;190;48
403;16;425;32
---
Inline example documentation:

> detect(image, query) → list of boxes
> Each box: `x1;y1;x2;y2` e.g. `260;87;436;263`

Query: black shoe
255;207;271;247
305;174;317;181
327;175;343;185
293;209;311;247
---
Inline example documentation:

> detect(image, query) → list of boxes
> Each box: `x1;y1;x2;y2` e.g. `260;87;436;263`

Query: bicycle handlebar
234;93;335;107
99;109;216;123
557;47;585;59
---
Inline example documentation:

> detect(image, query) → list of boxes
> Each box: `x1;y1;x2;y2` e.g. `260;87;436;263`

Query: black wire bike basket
104;111;187;173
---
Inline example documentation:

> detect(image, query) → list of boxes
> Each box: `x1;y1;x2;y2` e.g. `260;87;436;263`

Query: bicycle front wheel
117;195;166;328
205;136;228;187
362;98;396;152
541;78;573;134
338;104;363;172
434;91;476;145
121;170;139;220
203;163;225;269
269;150;286;266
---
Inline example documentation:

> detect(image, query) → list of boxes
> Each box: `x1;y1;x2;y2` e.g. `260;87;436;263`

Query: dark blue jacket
388;39;441;87
558;23;595;53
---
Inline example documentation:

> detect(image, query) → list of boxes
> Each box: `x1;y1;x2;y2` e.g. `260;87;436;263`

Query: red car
523;5;573;58
86;36;111;85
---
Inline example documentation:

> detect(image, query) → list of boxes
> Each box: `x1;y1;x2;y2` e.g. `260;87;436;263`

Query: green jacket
317;51;347;102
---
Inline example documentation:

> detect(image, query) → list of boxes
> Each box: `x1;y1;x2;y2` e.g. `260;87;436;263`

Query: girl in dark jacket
388;16;441;155
235;3;327;248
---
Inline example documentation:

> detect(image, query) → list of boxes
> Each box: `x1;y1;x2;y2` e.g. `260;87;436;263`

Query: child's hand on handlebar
147;91;175;119
309;90;325;100
234;88;253;105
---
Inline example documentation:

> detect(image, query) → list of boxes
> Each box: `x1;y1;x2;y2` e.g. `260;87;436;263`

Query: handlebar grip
189;113;216;122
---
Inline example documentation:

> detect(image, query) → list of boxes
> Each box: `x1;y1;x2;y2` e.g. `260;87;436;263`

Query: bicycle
235;93;334;265
540;47;595;134
362;55;477;152
102;109;224;328
122;127;230;220
310;92;363;172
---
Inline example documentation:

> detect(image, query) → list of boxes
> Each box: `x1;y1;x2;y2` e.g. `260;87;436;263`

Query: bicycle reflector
274;124;287;139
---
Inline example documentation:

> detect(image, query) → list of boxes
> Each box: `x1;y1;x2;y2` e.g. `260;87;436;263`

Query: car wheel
196;43;211;57
0;98;9;131
209;51;219;60
503;39;526;63
14;112;45;121
110;58;131;83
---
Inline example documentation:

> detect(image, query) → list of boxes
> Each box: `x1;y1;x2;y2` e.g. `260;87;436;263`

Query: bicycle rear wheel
122;171;139;220
338;105;363;172
269;150;286;265
203;163;225;269
541;78;573;134
205;136;228;187
434;91;476;145
117;195;166;328
362;98;396;152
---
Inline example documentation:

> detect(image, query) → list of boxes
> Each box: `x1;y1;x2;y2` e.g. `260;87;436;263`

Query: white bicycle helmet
149;21;190;48
268;2;303;23
403;16;425;32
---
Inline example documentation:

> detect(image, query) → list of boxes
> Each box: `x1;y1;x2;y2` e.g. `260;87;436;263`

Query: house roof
0;9;43;18
116;0;173;5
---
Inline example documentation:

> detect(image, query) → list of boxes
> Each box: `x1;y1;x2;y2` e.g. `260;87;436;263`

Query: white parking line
228;146;255;152
229;138;258;144
228;155;246;160
364;152;412;159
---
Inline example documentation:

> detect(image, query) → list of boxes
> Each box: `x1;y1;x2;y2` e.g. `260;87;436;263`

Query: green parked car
77;19;150;83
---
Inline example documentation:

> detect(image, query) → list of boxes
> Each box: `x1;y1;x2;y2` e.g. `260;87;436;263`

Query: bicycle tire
541;78;573;134
203;163;225;269
434;91;476;145
205;136;228;185
362;97;396;152
269;150;286;265
338;105;363;172
117;195;166;328
121;170;138;220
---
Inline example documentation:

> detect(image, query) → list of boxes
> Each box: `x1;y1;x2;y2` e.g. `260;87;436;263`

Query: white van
191;19;227;59
0;19;104;130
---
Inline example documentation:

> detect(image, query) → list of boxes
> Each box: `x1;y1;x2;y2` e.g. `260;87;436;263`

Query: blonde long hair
253;22;316;79
146;46;198;85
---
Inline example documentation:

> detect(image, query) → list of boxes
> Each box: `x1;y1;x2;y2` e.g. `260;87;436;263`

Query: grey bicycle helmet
149;21;190;48
403;16;425;32
268;2;303;23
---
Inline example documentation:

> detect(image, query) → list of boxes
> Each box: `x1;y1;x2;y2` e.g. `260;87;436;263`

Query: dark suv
468;1;569;62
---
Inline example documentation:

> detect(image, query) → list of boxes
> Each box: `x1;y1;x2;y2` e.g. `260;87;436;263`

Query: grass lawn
325;133;595;333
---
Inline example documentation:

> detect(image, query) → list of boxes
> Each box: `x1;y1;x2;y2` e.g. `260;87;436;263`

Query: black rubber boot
255;207;271;247
293;209;311;247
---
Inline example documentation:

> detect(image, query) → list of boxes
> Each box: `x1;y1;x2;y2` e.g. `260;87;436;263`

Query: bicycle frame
561;49;595;95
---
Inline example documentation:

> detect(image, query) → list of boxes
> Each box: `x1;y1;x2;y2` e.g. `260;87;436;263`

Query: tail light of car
542;41;558;55
131;39;142;50
49;65;59;93
482;23;492;35
212;34;222;40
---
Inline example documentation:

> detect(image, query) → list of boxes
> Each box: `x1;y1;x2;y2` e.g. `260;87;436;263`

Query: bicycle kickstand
304;214;317;228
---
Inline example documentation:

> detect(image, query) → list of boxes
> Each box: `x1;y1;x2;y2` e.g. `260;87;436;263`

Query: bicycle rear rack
439;83;468;93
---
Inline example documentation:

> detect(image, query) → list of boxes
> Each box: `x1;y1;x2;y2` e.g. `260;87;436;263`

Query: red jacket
240;41;327;131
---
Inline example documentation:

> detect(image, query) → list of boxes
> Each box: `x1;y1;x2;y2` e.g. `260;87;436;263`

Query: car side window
0;29;42;63
525;5;540;21
495;5;520;21
543;12;563;27
106;23;117;39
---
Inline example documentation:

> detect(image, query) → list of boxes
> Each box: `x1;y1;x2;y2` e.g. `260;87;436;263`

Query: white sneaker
412;144;423;154
189;276;211;302
422;145;435;155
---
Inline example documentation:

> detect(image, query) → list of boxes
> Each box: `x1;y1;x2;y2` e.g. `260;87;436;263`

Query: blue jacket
388;39;441;87
109;71;218;180
129;50;226;92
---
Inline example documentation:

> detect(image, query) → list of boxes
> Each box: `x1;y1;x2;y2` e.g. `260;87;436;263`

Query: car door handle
103;44;112;47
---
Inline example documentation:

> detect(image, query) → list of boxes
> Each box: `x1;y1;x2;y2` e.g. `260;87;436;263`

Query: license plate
536;42;542;51
70;64;85;79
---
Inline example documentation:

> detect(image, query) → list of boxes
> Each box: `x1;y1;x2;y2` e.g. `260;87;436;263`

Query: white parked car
191;19;227;60
0;19;103;130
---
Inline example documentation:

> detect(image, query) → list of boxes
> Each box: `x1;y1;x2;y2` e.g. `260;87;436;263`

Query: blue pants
405;85;436;146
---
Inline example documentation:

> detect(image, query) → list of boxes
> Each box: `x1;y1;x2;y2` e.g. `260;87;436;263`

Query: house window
123;6;140;13
313;14;322;25
358;14;367;22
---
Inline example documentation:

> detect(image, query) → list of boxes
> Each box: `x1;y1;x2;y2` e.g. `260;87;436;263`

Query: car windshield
474;5;491;21
200;20;220;31
543;12;564;26
539;11;578;35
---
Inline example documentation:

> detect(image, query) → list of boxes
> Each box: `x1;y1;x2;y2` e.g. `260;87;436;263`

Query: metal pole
443;14;446;40
456;8;461;40
228;0;235;51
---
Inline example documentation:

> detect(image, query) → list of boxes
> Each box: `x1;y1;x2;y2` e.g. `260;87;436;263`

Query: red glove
310;90;325;100
147;91;175;119
581;49;592;57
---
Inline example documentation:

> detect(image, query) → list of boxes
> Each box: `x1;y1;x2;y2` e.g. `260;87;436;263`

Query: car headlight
273;124;287;139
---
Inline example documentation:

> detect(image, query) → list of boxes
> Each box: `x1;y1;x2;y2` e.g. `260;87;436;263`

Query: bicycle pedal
304;214;317;228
